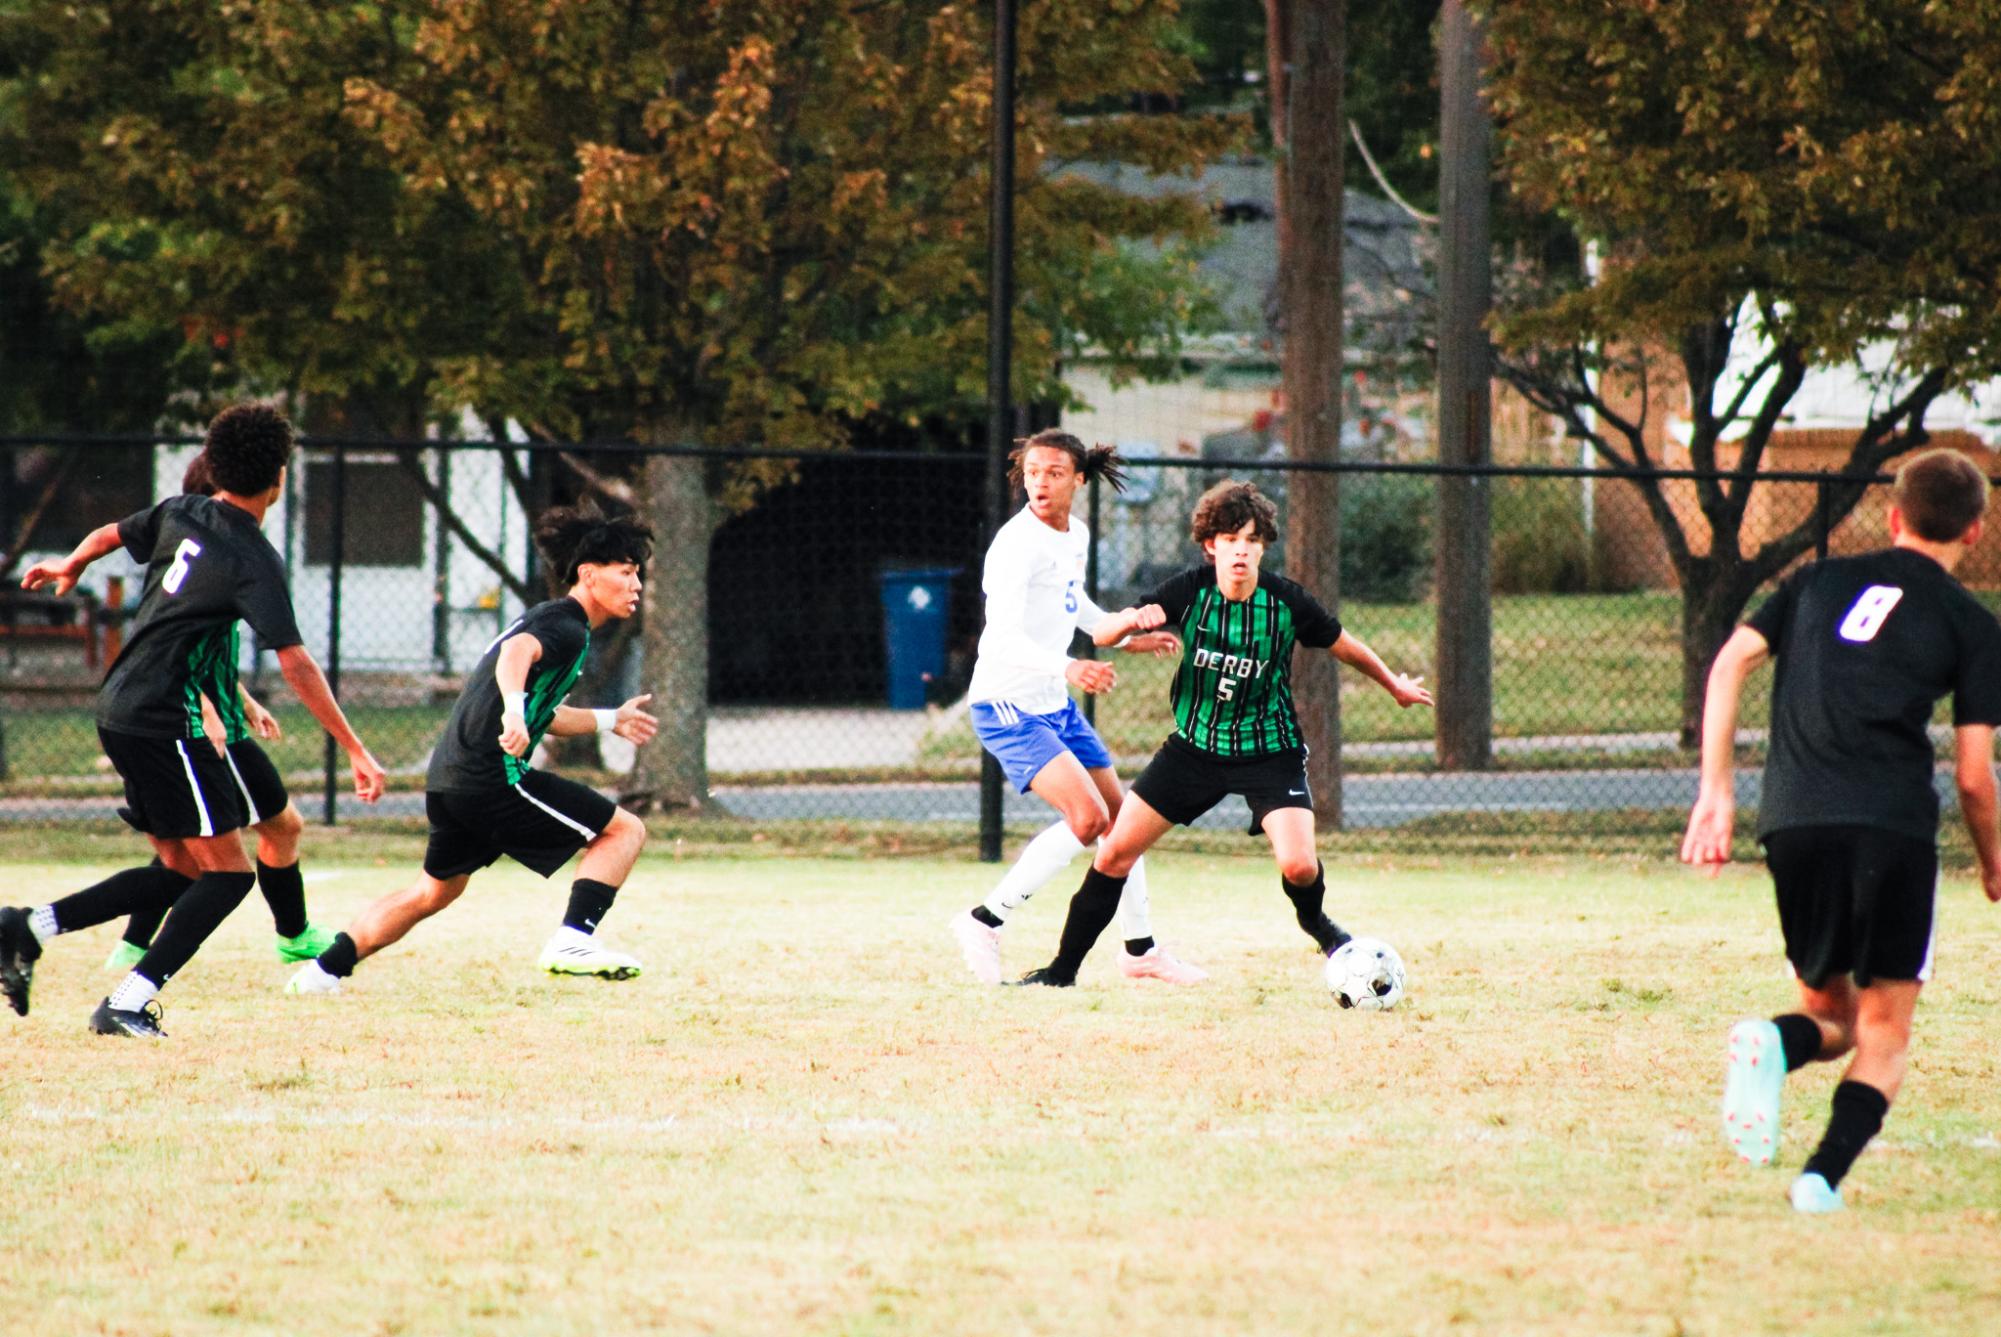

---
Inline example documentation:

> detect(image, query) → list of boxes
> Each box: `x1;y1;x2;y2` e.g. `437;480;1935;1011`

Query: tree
7;2;1239;808
1480;0;2001;742
1267;0;1348;824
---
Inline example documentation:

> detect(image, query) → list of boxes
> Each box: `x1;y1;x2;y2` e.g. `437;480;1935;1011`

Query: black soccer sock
1281;862;1343;951
1773;1013;1825;1072
1802;1080;1891;1189
970;905;1003;929
562;879;619;935
317;932;360;979
1124;937;1156;956
130;870;257;987
1047;868;1127;984
50;863;193;937
119;858;176;947
257;860;309;939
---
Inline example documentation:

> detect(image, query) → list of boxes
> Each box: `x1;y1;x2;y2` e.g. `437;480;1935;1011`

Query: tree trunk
625;447;714;811
1678;559;1760;749
1434;0;1494;770
1275;0;1346;828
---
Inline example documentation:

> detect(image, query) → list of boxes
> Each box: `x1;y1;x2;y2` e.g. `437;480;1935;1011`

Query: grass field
4;831;1999;1335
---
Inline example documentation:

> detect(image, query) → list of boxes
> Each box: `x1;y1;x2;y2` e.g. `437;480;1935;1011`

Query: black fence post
1815;479;1831;562
322;444;346;826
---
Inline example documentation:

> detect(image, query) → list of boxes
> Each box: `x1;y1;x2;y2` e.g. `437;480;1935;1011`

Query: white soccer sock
1115;854;1154;943
982;821;1087;921
107;972;159;1012
28;905;58;944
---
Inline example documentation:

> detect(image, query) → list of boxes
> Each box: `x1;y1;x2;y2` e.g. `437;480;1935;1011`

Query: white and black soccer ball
1324;937;1405;1011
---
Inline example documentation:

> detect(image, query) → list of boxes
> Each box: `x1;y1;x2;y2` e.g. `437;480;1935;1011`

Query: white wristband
502;691;526;717
593;708;618;733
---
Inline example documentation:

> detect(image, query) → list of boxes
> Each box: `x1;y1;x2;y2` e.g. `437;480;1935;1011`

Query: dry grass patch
2;851;1998;1335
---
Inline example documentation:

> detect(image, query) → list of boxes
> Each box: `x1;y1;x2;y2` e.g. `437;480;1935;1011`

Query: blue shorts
971;699;1114;794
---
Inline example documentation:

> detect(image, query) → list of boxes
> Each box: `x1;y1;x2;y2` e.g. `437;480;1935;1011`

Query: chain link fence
4;435;1986;846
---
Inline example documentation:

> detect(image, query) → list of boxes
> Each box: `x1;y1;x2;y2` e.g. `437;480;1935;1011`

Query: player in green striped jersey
1017;480;1432;986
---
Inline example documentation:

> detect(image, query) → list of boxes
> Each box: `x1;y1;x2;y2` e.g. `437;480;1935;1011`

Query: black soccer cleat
1313;917;1352;957
0;906;42;1017
88;998;167;1040
1010;966;1076;988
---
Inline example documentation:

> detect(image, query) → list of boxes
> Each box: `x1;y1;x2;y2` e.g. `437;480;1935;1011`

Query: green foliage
1482;0;2001;379
1338;471;1432;603
1491;477;1590;595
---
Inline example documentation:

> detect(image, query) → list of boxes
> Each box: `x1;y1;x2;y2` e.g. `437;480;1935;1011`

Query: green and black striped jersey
97;495;304;741
1141;566;1343;758
426;597;592;793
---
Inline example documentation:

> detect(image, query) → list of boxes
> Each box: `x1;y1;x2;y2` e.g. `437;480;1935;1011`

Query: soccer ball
1324;937;1405;1010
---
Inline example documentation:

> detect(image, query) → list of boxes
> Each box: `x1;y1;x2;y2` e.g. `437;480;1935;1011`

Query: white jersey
967;506;1112;714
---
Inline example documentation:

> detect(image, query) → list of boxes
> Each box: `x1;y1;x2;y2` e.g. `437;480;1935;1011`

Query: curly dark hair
1007;428;1129;493
181;452;217;497
202;404;295;496
1190;479;1279;549
534;504;655;587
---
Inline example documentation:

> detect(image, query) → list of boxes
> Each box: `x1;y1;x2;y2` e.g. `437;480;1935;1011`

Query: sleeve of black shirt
1271;576;1343;649
115;502;167;563
1743;570;1801;655
1953;610;2001;727
1140;568;1204;626
234;544;305;651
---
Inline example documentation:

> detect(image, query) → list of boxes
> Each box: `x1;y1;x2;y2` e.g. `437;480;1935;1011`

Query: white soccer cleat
1118;944;1208;985
285;961;342;995
538;927;642;980
1723;1018;1786;1166
951;910;1004;984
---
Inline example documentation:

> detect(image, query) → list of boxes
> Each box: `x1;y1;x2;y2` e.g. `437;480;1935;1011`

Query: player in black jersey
1682;448;2001;1213
1;405;386;1038
287;505;659;995
104;451;337;972
1018;480;1433;987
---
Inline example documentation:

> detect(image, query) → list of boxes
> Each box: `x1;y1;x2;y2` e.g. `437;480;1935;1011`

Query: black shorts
1129;733;1313;835
98;726;250;841
422;771;618;880
1762;825;1938;989
221;738;290;825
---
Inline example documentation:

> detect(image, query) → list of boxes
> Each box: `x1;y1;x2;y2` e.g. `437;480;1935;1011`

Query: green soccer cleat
276;923;338;963
104;940;148;972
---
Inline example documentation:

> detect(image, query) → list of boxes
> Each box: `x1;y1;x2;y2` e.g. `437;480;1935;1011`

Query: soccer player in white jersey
950;429;1205;985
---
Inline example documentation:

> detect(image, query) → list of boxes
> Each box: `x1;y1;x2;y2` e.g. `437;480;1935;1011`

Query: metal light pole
978;0;1017;862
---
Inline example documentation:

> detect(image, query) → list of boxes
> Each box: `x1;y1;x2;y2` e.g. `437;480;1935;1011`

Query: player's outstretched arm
1329;630;1432;708
1092;604;1179;658
1952;723;2001;903
19;522;123;596
551;694;659;745
276;644;386;802
1679;625;1769;870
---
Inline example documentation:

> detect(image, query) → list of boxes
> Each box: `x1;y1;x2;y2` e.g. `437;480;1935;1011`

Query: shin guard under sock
1802;1080;1890;1189
131;871;256;987
257;860;309;939
51;863;193;937
1048;868;1127;983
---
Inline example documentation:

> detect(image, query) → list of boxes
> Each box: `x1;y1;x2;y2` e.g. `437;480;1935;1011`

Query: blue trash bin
878;567;959;710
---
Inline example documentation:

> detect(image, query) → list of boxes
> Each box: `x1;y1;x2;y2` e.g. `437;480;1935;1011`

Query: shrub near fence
2;436;1987;841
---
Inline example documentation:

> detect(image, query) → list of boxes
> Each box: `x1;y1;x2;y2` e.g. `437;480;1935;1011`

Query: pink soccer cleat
951;910;1004;984
1118;944;1208;985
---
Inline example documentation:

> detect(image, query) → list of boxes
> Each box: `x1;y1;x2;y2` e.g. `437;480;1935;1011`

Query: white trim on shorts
221;746;266;825
174;740;215;838
514;780;601;840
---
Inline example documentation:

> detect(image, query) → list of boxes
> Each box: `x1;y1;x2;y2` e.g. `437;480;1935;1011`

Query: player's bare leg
1016;793;1176;987
953;754;1109;983
284;872;473;995
1790;979;1919;1212
1093;766;1204;983
539;807;648;980
1262;808;1347;955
